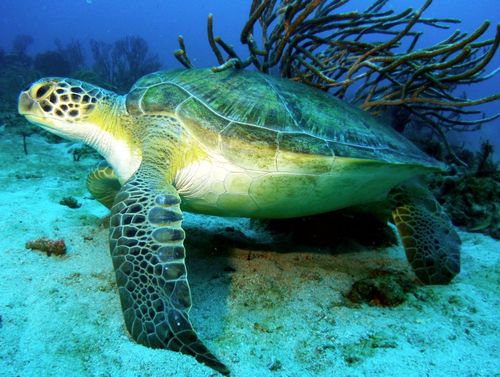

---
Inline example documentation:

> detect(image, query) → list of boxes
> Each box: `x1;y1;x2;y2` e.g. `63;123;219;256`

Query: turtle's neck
85;95;142;183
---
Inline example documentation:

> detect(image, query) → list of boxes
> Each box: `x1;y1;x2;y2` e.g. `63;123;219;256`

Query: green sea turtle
18;68;460;375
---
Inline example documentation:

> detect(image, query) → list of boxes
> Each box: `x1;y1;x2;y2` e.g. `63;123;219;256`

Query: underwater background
0;1;499;376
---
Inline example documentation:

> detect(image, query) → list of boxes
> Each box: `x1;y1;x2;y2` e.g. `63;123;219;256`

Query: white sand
0;129;498;376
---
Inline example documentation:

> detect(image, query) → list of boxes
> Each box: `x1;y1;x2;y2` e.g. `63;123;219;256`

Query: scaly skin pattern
389;183;461;284
109;169;229;375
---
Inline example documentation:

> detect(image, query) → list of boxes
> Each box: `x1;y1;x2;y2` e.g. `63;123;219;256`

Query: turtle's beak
18;90;36;115
18;79;57;118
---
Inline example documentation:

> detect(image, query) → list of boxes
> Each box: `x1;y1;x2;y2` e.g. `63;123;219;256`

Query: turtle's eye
35;84;51;99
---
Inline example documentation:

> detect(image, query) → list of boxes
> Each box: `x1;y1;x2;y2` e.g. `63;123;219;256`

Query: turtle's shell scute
177;97;229;150
221;122;279;171
128;69;440;169
126;81;189;115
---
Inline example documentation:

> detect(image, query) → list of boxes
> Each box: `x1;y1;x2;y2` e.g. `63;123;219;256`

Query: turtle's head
19;77;141;183
18;77;122;142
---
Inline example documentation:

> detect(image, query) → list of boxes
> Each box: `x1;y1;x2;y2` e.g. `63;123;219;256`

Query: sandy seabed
0;129;498;377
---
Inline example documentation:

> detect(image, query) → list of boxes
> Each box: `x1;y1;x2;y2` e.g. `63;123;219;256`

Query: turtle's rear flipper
109;169;229;375
86;160;122;209
389;182;461;285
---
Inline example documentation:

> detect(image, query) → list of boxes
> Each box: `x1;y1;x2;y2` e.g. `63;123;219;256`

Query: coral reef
431;142;499;239
25;238;67;256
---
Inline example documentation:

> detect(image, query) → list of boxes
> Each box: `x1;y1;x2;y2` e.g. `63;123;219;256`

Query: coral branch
207;14;224;64
174;35;193;68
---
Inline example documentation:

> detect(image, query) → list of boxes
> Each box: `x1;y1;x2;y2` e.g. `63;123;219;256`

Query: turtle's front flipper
389;182;460;284
109;169;229;375
86;160;122;209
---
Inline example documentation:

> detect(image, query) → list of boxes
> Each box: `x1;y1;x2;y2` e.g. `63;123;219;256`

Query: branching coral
175;0;499;164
